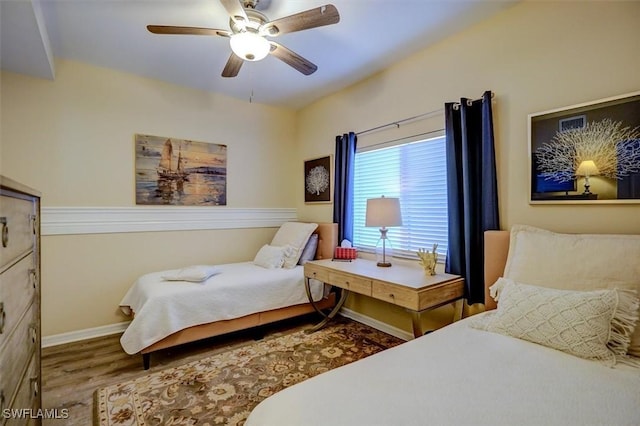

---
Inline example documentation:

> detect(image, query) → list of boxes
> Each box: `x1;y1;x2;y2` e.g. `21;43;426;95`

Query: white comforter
119;262;323;354
247;312;640;426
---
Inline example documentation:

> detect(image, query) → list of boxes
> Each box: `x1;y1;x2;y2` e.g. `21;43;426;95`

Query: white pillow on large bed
271;222;318;268
502;224;640;357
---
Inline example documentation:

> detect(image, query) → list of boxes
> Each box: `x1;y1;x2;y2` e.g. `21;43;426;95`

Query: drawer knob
0;302;5;334
389;293;395;299
1;217;7;248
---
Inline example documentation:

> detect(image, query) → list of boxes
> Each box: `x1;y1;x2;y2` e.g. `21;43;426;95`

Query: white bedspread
119;262;323;354
247;312;640;426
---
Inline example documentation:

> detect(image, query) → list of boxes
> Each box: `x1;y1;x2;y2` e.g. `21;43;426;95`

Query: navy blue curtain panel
333;132;357;243
445;91;500;304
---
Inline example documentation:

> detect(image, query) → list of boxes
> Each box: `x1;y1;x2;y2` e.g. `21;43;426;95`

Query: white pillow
253;244;288;269
270;222;318;268
477;278;639;367
298;233;319;265
503;224;640;357
162;265;221;282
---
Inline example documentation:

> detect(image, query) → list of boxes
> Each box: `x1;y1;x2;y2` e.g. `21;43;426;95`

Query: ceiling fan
147;0;340;78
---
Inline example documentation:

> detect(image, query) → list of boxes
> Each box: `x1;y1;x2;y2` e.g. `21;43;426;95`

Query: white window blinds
353;134;448;260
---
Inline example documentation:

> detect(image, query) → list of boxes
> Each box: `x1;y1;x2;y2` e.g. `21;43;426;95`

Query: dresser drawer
0;255;37;349
328;271;371;295
304;263;330;283
0;304;38;407
5;354;39;426
0;193;36;271
372;281;418;310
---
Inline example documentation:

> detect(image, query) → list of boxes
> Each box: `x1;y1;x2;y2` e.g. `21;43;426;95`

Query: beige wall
1;60;296;207
296;1;640;332
3;1;640;338
1;60;297;336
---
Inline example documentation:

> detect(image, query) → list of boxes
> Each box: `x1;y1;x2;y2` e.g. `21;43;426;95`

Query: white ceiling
1;0;515;109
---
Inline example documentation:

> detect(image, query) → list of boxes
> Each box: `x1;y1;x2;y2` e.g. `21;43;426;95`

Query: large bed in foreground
119;222;338;369
246;225;640;425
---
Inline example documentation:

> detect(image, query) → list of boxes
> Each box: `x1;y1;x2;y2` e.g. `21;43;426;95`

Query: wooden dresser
0;176;41;425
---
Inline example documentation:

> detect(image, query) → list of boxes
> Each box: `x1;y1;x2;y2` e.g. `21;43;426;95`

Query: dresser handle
29;268;38;289
29;323;38;344
31;378;39;397
30;214;37;235
1;217;7;247
0;302;5;334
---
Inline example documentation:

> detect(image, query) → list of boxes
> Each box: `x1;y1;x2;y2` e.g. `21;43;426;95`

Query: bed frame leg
252;328;264;341
142;353;150;370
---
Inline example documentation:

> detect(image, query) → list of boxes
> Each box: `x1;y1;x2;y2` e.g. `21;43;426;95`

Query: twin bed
246;225;640;425
119;222;338;369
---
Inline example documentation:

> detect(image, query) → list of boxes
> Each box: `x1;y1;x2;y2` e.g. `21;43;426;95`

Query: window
352;134;448;260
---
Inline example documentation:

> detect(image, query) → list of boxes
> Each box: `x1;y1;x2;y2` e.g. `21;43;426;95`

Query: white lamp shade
576;160;600;176
230;32;270;61
365;196;402;227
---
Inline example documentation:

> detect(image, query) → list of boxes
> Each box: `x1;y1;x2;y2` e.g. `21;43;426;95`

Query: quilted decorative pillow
503;224;640;357
253;244;290;269
162;265;221;282
478;278;639;367
271;222;318;268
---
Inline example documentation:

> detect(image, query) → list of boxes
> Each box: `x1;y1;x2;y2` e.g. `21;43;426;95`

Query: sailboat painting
135;134;227;206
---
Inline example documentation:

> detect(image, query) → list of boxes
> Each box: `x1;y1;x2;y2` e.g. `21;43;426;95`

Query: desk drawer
372;281;418;310
329;271;371;295
304;263;330;283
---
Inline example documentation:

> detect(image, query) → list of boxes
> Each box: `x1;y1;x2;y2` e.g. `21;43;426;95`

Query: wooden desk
304;258;464;338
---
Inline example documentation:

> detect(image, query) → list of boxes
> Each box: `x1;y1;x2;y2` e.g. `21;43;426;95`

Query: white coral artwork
535;118;640;182
306;165;330;195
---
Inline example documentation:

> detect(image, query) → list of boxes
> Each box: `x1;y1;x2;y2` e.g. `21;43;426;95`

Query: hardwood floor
41;315;317;425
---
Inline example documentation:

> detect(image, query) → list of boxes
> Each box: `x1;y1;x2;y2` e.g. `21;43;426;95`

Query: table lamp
365;196;402;267
576;160;599;195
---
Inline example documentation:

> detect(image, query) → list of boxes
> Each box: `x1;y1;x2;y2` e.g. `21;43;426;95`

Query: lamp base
375;227;394;267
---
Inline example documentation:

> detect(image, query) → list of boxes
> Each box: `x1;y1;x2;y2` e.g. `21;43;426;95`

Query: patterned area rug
95;319;403;425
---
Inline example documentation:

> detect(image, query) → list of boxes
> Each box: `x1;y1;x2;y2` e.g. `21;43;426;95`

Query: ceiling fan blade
269;42;317;75
222;53;244;77
219;0;248;25
147;25;230;37
262;4;339;36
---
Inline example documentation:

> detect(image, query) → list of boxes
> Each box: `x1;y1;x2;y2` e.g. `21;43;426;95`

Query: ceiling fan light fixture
230;32;270;61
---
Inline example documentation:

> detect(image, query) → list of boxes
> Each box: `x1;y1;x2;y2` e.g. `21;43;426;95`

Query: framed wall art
528;91;640;204
304;155;332;203
135;134;227;206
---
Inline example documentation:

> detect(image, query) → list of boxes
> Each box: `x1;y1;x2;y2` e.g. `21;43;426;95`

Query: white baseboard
42;310;410;348
42;321;130;348
339;308;412;341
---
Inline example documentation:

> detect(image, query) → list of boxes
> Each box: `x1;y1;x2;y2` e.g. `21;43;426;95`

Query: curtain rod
356;91;494;137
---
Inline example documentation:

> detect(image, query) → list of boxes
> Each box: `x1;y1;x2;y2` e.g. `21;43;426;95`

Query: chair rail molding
41;206;298;235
